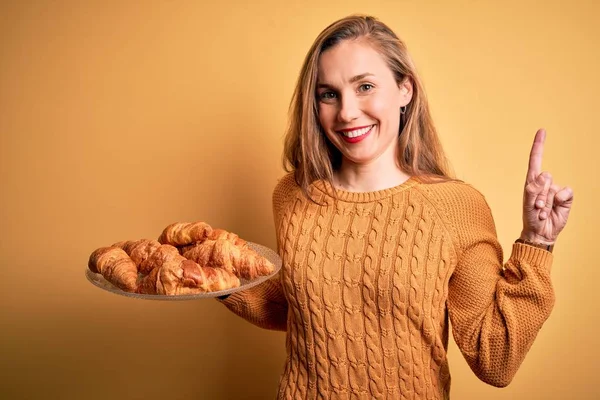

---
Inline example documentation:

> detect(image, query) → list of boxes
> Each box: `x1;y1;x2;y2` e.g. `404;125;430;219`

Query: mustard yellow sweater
221;173;554;400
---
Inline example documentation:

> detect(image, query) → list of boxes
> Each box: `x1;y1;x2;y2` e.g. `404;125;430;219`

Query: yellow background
1;1;597;399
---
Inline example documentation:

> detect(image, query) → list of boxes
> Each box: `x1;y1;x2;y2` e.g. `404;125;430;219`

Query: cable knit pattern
220;173;555;399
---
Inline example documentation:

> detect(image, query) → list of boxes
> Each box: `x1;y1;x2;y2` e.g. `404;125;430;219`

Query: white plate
85;242;282;301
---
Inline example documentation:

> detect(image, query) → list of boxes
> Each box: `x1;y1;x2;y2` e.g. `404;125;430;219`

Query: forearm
218;278;288;332
450;243;554;387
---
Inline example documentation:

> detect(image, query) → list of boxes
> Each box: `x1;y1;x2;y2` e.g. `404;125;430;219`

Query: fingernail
539;211;547;219
536;200;545;208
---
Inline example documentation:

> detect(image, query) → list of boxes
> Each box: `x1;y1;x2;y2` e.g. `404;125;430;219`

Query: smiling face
316;39;412;170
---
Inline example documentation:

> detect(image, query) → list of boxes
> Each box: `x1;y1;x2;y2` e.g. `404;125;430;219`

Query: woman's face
316;39;412;168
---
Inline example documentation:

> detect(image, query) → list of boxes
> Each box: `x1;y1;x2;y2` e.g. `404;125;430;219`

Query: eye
359;83;374;92
318;91;337;101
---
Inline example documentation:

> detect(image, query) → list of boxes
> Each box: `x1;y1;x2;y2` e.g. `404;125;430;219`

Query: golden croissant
111;239;161;274
88;239;175;292
207;229;248;247
158;222;213;247
88;221;272;296
88;247;138;292
88;239;241;295
136;252;241;295
182;238;275;280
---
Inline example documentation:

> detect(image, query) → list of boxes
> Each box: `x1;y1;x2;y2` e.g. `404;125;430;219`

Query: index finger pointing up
527;128;546;183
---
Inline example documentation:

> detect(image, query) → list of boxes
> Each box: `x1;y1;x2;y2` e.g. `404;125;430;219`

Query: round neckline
313;175;420;203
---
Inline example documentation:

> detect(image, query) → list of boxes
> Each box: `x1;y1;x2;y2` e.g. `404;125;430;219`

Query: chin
341;153;378;165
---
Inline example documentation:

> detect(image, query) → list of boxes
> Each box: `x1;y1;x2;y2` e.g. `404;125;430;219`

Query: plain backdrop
1;1;598;399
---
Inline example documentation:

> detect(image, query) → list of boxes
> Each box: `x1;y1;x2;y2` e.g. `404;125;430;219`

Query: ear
398;78;413;107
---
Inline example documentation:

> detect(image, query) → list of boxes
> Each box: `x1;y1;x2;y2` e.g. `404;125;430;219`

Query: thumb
554;186;574;208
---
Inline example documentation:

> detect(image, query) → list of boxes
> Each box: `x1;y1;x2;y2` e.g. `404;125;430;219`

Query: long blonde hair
283;15;454;198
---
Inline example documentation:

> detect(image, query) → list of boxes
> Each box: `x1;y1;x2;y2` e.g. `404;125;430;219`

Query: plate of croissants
85;221;281;300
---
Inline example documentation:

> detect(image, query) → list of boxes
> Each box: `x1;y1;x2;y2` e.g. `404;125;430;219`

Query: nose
337;94;360;123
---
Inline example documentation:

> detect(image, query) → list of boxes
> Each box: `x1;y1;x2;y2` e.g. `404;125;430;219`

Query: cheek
318;104;335;128
367;94;399;120
317;105;337;142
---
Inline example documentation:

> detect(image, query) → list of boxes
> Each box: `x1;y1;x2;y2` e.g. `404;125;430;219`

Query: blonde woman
219;15;573;400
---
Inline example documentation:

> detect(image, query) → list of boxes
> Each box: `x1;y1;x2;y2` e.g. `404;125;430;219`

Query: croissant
137;244;182;275
88;222;269;296
158;222;213;247
182;238;275;280
111;239;161;273
136;254;241;295
207;229;248;248
88;247;138;292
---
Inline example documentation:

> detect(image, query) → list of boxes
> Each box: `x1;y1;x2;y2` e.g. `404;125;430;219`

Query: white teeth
340;125;373;138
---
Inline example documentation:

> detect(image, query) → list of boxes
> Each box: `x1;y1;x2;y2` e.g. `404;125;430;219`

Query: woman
219;15;573;399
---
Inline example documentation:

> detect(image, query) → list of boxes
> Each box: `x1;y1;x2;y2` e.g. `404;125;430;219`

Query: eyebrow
317;73;374;89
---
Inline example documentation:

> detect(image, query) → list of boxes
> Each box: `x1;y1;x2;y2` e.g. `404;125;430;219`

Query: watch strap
515;238;554;253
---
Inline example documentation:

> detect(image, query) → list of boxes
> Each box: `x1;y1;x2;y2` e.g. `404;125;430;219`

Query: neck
334;159;411;193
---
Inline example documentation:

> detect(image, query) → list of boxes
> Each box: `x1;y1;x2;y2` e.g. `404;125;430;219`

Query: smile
337;125;374;143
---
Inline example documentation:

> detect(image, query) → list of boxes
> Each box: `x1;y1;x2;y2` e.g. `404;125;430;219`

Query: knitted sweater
221;173;555;400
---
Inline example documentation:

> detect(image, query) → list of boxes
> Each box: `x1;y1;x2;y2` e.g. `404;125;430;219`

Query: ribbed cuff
511;242;554;272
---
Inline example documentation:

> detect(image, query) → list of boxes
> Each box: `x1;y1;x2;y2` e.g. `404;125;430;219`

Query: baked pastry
178;228;248;255
88;247;138;292
136;253;241;295
89;240;241;295
158;222;213;247
88;221;272;296
182;237;275;280
137;243;182;275
111;239;161;274
208;229;248;247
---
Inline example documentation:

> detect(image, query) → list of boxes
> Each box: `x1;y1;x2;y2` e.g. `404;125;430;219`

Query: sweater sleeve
441;183;555;387
216;174;296;332
218;273;288;331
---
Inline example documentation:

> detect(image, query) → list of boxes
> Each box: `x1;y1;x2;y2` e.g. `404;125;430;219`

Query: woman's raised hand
521;129;574;244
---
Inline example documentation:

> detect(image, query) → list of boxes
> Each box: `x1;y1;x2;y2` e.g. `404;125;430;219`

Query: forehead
317;39;392;83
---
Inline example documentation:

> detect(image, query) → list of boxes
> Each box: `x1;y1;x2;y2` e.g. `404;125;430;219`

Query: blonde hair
283;15;455;198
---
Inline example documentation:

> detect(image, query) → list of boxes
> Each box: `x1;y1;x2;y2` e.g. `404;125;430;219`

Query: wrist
519;231;555;246
516;234;555;253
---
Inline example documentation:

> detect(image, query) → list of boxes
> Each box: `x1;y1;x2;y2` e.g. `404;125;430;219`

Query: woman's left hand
521;129;574;244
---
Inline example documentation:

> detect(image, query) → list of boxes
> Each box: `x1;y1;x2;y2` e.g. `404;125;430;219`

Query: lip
337;125;373;133
338;125;374;144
